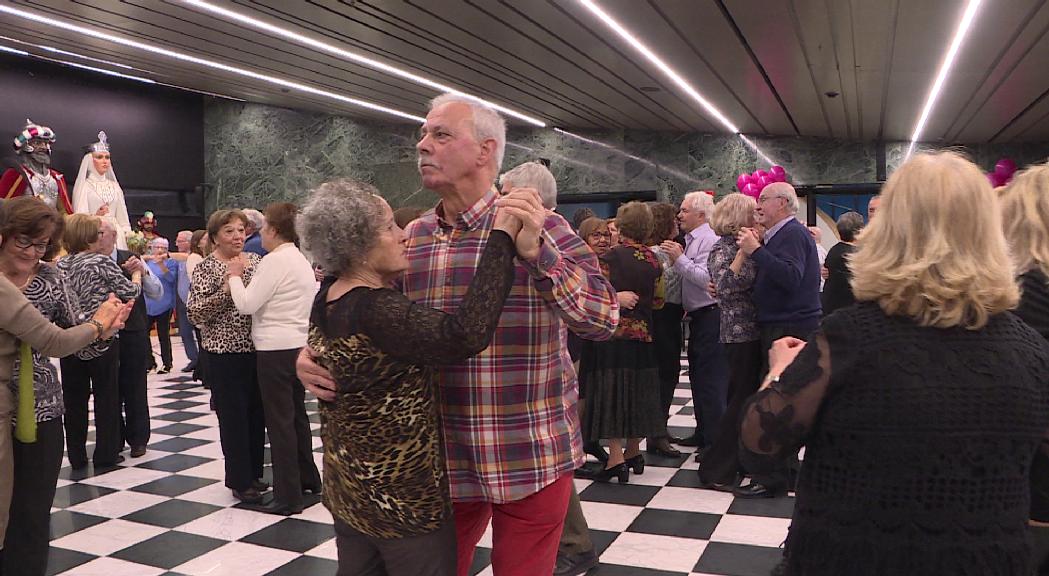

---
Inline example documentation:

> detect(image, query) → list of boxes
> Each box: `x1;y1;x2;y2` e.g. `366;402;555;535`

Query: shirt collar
764;216;794;240
436;187;497;231
686;222;710;242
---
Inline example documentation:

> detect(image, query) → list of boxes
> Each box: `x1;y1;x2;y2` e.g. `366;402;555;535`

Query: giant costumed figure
73;131;131;250
0;119;74;214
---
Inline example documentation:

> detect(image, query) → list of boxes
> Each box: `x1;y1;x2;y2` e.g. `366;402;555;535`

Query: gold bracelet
87;319;104;340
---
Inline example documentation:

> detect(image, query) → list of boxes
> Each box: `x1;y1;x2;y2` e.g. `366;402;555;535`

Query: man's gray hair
241;208;265;232
430;93;507;171
682;191;715;217
500;161;557;209
836;211;865;242
762;182;799;215
150;237;169;248
297;178;386;277
176;230;193;240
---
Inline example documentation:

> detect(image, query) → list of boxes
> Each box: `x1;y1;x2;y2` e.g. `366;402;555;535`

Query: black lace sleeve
739;332;833;474
356;230;516;365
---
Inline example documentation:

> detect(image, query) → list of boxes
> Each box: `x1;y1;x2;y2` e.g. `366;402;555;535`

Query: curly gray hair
297;179;386;276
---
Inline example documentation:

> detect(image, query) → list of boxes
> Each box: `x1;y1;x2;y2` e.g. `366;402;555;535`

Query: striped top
401;189;619;503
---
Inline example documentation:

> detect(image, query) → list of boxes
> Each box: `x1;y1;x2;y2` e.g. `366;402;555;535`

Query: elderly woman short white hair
500;161;558;209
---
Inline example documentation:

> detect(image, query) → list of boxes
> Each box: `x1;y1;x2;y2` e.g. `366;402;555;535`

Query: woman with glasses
0;198;121;575
56;214;141;469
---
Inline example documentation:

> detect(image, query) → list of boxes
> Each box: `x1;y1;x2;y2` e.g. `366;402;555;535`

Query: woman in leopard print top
300;180;517;576
187;209;264;503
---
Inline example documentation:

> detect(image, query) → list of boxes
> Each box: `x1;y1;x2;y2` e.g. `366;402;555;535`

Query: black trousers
651;303;684;436
687;306;729;446
147;312;173;369
60;344;122;465
118;330;152;449
257;349;321;509
753;322;818;490
334;517;456;576
209;352;265;490
697;340;762;485
0;418;64;576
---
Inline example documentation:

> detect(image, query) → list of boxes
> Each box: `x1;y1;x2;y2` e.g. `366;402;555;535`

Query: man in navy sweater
735;182;821;497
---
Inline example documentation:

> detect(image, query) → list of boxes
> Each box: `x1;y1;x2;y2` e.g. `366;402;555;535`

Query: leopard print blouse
187;253;260;354
309;230;515;539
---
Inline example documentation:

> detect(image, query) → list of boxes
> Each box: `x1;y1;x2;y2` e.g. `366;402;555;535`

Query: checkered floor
41;339;790;576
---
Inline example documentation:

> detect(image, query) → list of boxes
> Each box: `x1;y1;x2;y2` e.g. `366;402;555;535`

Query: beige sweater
0;275;97;389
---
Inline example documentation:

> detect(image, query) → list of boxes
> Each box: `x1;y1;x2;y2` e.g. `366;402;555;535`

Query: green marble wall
204;99;1049;211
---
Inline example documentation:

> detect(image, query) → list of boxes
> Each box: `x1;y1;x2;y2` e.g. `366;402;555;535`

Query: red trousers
453;474;573;576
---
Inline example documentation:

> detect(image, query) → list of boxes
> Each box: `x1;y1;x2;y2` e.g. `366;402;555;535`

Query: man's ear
478;138;496;167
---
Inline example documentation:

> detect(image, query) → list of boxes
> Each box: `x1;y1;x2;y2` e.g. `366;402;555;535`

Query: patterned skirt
579;339;663;440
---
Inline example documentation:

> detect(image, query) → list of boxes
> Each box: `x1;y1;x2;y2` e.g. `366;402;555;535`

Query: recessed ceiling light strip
178;0;546;126
905;0;982;159
0;4;425;123
577;0;739;134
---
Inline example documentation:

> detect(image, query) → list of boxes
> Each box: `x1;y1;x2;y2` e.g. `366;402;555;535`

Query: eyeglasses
588;231;612;240
757;195;783;204
13;236;49;254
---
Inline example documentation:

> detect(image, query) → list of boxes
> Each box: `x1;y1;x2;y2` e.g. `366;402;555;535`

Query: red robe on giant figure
0;164;74;215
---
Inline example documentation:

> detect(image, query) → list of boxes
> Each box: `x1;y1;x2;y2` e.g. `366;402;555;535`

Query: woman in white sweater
227;202;320;515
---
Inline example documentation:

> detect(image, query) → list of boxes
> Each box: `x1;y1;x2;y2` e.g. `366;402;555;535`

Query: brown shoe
233;487;264;503
130;445;147;458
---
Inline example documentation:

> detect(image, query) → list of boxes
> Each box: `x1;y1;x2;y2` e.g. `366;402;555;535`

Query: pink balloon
770;165;786;177
737;173;749;192
987;172;1004;187
755;169;769;180
772;171;788;183
994;158;1017;177
758;175;773;190
742;183;760;198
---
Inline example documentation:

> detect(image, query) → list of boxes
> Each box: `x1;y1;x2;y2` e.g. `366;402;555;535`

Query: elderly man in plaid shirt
299;93;618;575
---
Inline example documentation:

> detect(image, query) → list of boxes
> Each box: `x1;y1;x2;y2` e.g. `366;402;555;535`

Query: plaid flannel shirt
401;189;618;503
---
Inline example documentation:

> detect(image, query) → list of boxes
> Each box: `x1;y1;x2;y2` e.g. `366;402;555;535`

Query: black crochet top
741;302;1049;576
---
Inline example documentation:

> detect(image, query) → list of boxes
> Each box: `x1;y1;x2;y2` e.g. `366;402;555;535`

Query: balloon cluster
987;158;1017;188
737;166;789;199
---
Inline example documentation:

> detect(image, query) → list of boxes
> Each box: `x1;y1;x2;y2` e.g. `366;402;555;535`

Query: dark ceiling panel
0;0;1047;143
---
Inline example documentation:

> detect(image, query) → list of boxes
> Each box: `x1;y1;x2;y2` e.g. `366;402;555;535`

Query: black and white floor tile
43;340;790;575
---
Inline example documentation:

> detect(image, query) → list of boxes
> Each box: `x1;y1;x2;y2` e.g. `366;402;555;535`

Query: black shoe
93;455;125;467
699;473;741;493
591;463;630;484
251;479;271;492
157;365;172;375
233;487;264;503
70;459;88;470
624;454;645;475
181;363;196;373
646;439;682;458
573;463;603;480
674;434;704;447
583;441;608;463
554;549;599;576
259;501;303;516
130;445;147;458
733;482;785;499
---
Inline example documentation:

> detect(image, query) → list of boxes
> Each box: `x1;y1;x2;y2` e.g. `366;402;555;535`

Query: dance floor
44;339;790;575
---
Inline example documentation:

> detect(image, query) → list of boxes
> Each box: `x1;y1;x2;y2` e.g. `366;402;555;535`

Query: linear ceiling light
554;127;700;184
905;0;982;159
0;4;425;123
178;0;546;127
578;0;739;134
